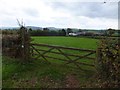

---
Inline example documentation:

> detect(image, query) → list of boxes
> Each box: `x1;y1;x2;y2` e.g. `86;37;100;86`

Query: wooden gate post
97;48;102;62
19;26;31;61
96;48;103;71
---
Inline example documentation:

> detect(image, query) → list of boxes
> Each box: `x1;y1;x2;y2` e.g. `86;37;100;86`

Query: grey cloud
81;2;118;19
48;2;118;19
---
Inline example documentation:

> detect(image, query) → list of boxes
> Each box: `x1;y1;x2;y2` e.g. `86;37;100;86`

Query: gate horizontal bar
30;43;96;52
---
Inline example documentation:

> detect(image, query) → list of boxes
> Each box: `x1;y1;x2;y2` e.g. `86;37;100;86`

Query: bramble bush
96;29;120;88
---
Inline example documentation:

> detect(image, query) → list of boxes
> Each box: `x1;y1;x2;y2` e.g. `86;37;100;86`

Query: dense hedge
96;30;120;88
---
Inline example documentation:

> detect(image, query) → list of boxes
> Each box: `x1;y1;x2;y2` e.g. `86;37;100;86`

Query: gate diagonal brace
73;62;83;70
56;48;72;61
65;52;94;65
55;48;91;70
31;45;47;60
35;47;54;60
40;47;55;56
30;46;38;59
30;45;49;63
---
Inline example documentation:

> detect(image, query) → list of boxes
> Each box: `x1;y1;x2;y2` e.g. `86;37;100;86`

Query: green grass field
3;36;99;88
32;36;98;50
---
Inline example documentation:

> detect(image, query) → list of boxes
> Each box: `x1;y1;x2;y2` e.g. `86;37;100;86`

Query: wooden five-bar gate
30;43;96;70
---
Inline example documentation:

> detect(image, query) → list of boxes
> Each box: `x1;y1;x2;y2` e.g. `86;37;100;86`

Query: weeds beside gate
2;26;31;61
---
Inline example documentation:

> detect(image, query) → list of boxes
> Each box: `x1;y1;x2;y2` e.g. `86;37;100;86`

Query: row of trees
2;28;118;37
29;29;67;36
1;28;75;36
1;28;73;36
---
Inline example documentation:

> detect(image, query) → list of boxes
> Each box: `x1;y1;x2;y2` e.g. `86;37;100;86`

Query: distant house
68;31;86;36
69;33;77;36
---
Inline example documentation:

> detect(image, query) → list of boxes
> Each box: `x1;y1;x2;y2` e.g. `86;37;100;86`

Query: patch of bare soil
65;74;80;88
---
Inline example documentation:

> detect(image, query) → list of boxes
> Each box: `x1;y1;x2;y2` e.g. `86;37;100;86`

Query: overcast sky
0;0;119;29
